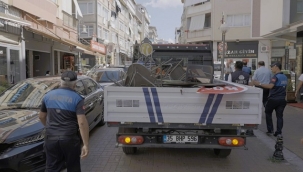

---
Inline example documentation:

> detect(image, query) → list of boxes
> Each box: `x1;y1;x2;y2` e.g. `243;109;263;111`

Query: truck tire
122;147;137;154
118;127;137;155
214;149;232;158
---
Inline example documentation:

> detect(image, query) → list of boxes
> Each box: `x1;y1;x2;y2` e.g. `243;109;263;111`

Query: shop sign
91;40;106;54
271;49;285;57
217;41;258;58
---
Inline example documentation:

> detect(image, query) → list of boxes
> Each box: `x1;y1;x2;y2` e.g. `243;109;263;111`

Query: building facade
257;0;302;75
148;26;158;43
180;0;271;70
0;0;100;84
78;0;150;66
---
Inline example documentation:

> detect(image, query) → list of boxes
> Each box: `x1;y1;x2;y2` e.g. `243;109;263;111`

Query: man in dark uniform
229;61;250;85
253;62;287;137
39;71;89;172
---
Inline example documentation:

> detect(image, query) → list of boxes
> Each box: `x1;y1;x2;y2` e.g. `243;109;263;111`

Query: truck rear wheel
214;149;231;158
118;127;137;155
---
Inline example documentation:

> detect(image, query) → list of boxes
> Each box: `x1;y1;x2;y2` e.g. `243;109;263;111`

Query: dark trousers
224;74;229;81
265;99;287;134
262;88;270;107
44;136;81;172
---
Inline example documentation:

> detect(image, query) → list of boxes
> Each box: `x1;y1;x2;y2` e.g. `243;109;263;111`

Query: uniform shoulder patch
271;78;276;82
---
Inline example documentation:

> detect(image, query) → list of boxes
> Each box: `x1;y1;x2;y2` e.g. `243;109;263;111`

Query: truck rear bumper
116;143;246;149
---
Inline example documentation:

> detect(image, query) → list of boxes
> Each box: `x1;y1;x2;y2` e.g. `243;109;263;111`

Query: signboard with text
217;41;258;58
90;40;106;55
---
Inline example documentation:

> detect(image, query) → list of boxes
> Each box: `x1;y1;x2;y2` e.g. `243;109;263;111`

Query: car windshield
0;78;60;109
98;71;120;82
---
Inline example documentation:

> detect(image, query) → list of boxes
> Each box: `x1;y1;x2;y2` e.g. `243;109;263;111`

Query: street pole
221;32;225;80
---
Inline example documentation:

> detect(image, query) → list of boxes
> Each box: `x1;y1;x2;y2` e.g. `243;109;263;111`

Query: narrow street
78;106;303;172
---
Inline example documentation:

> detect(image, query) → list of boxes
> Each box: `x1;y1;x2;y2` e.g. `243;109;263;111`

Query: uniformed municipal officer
253;62;287;137
228;61;250;85
39;71;89;172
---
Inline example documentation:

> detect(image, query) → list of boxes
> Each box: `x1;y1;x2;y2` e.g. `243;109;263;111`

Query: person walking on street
39;71;89;172
224;59;233;81
242;60;252;76
295;73;303;102
251;61;272;106
252;62;287;137
228;61;249;85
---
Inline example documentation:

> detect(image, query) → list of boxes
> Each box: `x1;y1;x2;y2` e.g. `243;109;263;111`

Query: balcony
187;1;211;15
63;11;78;30
186;28;212;42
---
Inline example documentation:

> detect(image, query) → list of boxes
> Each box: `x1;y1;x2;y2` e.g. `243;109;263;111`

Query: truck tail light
218;137;245;147
118;136;144;145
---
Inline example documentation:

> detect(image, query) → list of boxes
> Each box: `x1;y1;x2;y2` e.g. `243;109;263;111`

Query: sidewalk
257;105;303;160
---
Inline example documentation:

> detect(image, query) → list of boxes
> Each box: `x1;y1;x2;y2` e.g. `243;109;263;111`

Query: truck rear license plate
163;135;198;143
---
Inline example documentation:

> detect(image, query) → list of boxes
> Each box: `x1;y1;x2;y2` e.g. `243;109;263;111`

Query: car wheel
97;111;105;126
119;127;137;155
214;149;232;158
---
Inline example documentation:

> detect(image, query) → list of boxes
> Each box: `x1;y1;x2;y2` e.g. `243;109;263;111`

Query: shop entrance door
10;49;20;84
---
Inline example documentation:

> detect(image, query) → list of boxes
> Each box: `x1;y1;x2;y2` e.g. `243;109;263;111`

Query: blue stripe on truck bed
206;94;224;124
151;88;164;123
142;88;156;122
199;94;215;123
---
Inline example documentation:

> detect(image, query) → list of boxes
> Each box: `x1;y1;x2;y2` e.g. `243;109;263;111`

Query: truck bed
104;82;263;126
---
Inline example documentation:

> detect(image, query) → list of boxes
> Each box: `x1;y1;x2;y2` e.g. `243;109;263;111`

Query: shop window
298;0;303;13
63;55;75;71
10;49;20;84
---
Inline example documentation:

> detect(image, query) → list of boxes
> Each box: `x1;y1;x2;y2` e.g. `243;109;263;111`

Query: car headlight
14;131;45;147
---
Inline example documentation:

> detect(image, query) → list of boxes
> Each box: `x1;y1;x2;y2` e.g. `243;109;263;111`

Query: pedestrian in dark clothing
39;71;90;172
251;61;272;107
228;61;250;85
242;61;252;76
253;62;287;137
229;61;251;135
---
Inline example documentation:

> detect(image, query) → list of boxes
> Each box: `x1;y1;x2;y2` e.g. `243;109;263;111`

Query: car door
82;78;102;125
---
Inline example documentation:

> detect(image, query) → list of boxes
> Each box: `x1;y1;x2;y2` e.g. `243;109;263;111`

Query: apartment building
0;0;99;84
256;0;302;74
179;0;270;69
148;26;158;43
78;0;148;66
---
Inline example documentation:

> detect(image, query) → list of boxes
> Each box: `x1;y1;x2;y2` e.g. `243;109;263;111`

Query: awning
184;0;208;7
0;13;31;26
24;27;96;56
189;14;205;31
72;0;83;17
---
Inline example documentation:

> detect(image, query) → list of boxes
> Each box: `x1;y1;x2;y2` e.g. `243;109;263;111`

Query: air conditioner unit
260;46;269;53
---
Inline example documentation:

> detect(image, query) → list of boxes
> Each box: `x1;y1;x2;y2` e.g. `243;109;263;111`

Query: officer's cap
61;71;77;81
270;62;282;69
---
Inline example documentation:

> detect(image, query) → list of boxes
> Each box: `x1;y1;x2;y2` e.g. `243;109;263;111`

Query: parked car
0;75;104;172
87;68;125;87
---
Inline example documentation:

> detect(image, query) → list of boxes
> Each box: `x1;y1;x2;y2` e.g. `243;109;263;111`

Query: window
298;0;303;13
112;33;117;43
80;25;94;37
79;2;94;15
97;3;102;16
204;13;211;28
103;29;109;40
83;79;97;95
75;81;86;96
98;26;102;38
103;7;109;20
226;14;251;27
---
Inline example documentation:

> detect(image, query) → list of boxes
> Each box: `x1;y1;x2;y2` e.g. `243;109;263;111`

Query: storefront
0;18;30;84
217;41;259;70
